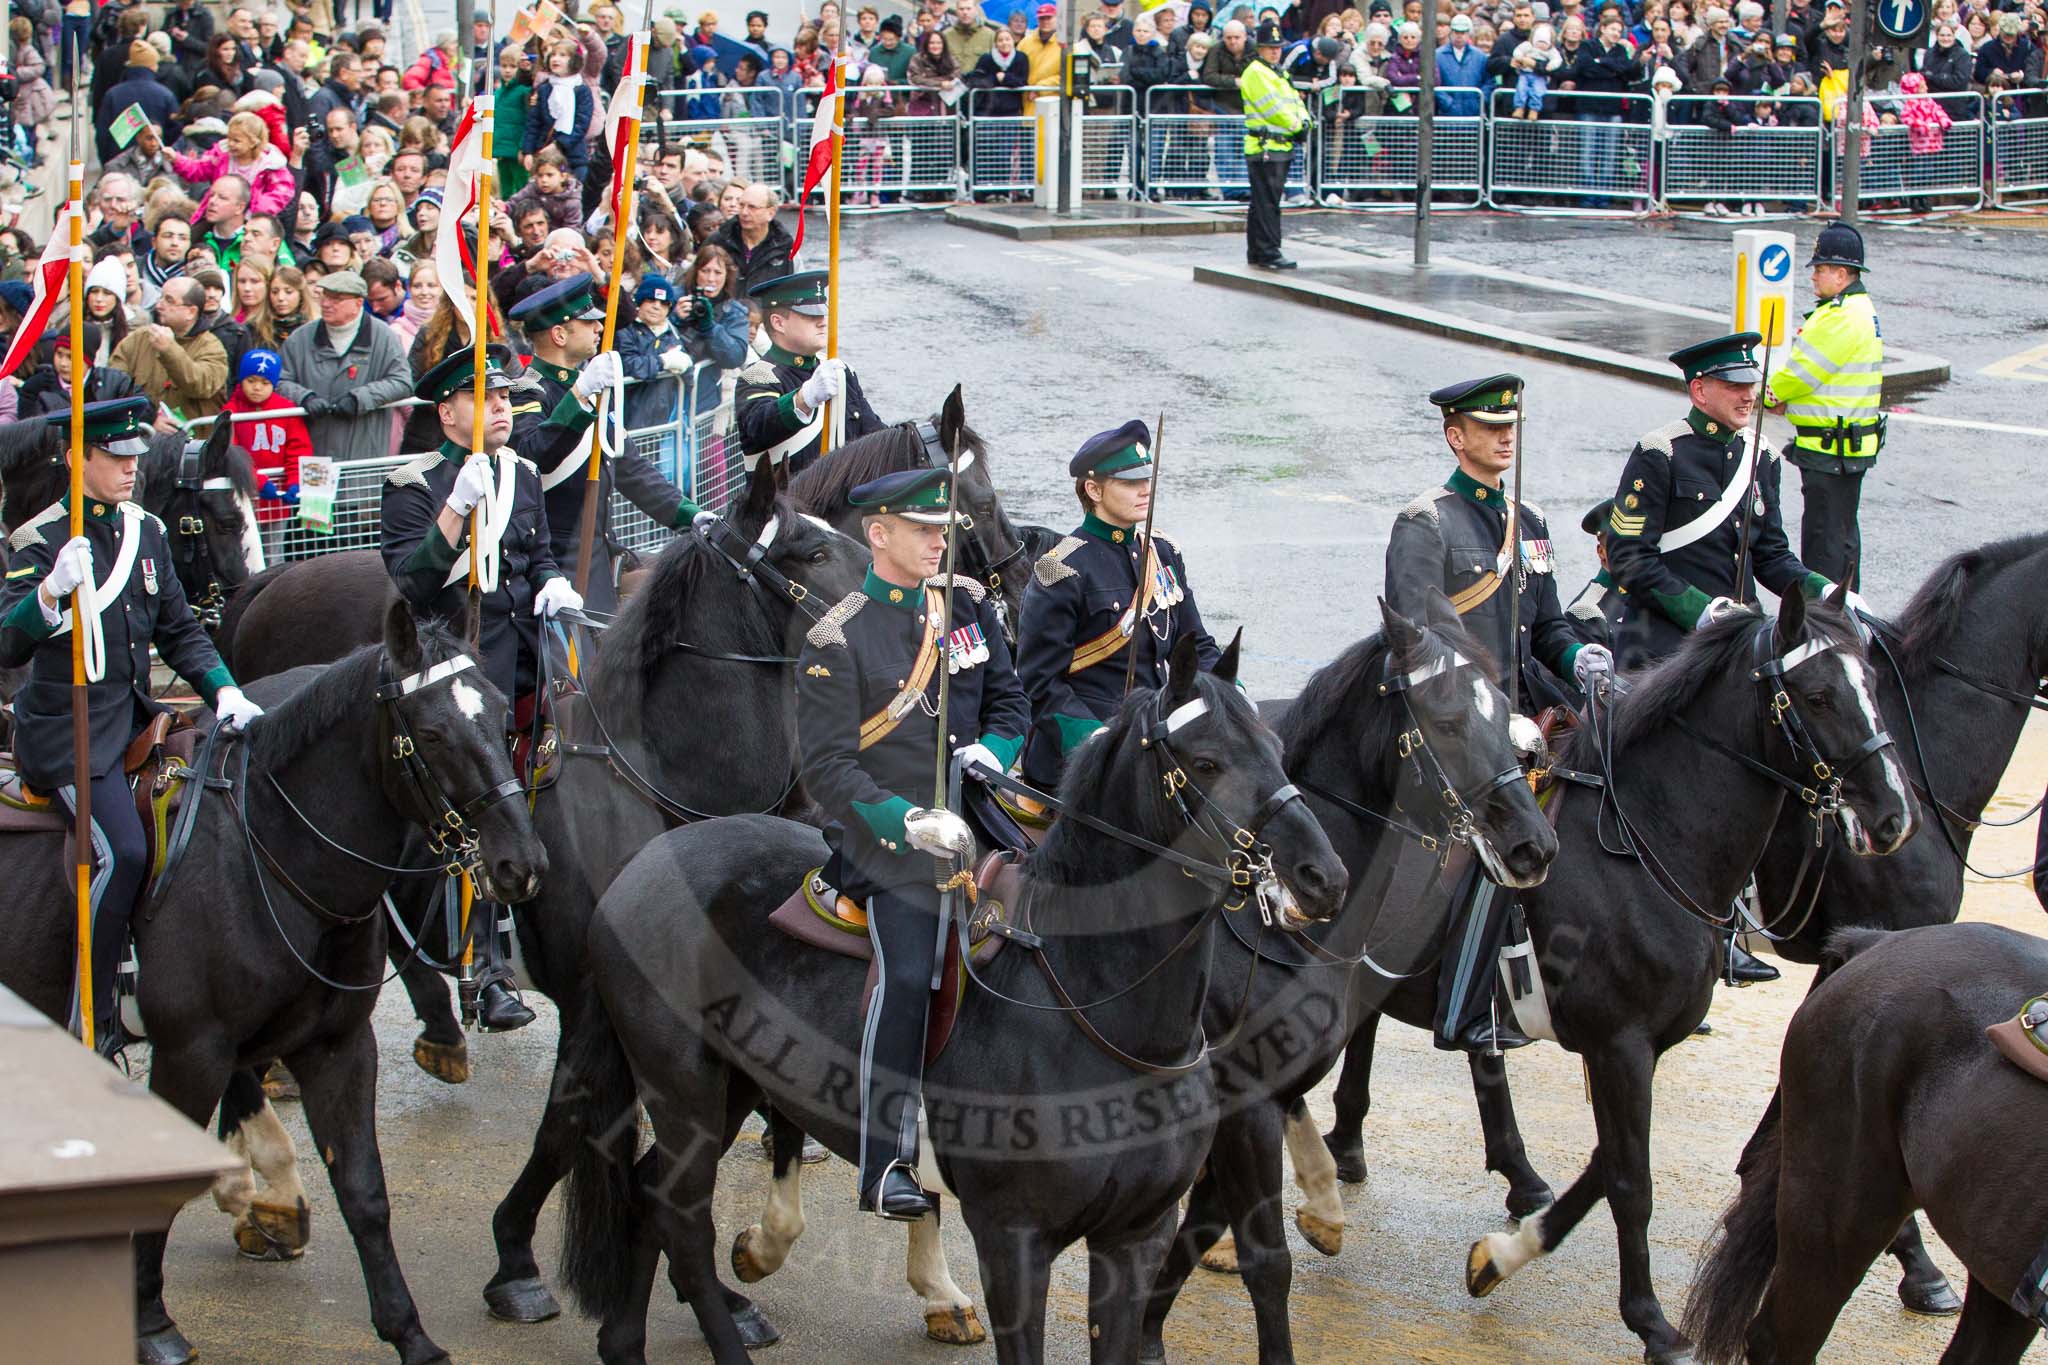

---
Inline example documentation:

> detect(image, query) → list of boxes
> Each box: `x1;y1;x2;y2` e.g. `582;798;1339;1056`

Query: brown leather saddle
1988;995;2048;1085
768;851;1023;1066
0;712;202;880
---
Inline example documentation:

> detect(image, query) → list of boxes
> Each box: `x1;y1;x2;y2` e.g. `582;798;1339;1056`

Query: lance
929;428;965;988
572;14;652;600
1507;390;1524;717
1121;411;1165;700
1734;301;1783;601
821;53;846;457
64;71;90;1050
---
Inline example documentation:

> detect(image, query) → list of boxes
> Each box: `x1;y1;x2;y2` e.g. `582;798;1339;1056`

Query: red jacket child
221;349;313;523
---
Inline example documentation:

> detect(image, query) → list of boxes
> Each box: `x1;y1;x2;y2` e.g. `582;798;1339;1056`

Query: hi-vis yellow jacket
1238;58;1309;157
1767;282;1885;469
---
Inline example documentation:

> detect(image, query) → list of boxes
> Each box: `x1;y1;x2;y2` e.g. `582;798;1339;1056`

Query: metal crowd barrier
1837;92;1984;212
966;84;1048;196
1316;105;1484;204
1080;85;1139;196
1660;95;1825;210
1143;84;1309;202
1991;90;2048;206
802;85;964;202
643;85;789;190
1485;89;1654;212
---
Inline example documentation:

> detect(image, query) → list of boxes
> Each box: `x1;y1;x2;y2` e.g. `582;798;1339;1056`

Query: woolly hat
84;256;128;299
238;348;282;383
128;39;160;68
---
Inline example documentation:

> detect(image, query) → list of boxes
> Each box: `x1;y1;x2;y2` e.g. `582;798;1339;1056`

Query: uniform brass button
896;679;905;686
1112;529;1125;542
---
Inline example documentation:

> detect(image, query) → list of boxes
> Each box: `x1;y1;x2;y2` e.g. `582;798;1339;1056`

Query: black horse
0;599;547;1365
557;638;1349;1363
1447;589;1917;1363
1747;533;2048;1317
1137;593;1559;1364
1685;922;2048;1365
473;460;874;1334
219;549;396;681
787;385;1033;638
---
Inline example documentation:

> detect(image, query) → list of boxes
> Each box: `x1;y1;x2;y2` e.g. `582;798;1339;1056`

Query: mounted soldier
1386;374;1613;1055
0;396;264;1055
378;344;584;1031
735;271;885;480
506;274;696;615
1563;498;1625;651
1605;331;1865;985
1013;420;1219;805
794;465;1028;1219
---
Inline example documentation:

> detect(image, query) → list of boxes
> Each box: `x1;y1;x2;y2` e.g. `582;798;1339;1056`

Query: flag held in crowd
790;56;840;260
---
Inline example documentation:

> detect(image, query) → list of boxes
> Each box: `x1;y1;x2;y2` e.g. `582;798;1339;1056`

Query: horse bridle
915;420;1029;613
164;439;241;630
368;655;529;882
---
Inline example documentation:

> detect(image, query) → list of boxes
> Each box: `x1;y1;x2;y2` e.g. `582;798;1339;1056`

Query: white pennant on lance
0;205;76;379
435;98;489;342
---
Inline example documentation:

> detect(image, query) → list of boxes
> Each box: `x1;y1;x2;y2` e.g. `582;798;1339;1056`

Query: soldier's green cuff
3;588;56;640
776;391;802;427
1653;585;1714;630
197;664;235;710
1799;572;1832;600
853;795;917;851
670;497;705;529
402;526;461;578
1054;713;1106;753
979;733;1022;772
1560;642;1583;673
547;389;597;433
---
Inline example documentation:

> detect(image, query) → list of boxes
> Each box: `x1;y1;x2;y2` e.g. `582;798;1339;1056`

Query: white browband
1165;697;1209;733
395;655;477;695
1779;638;1839;673
200;477;237;491
1396;651;1474;688
755;513;780;551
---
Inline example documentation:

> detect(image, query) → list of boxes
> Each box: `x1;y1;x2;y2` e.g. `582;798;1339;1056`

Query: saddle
0;712;201;883
768;851;1022;1066
1988;995;2048;1085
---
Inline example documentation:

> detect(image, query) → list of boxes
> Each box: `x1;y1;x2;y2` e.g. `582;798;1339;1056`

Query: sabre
1506;391;1524;717
1734;304;1782;600
64;66;91;1051
1122;410;1166;700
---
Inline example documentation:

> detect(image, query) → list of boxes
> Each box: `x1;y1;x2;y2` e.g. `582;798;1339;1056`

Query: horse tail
215;561;293;672
556;988;644;1324
1682;1090;1784;1364
1820;925;1891;975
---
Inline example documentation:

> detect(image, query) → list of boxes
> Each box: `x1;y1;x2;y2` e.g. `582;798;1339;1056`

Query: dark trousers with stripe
1433;861;1509;1049
859;882;941;1194
60;773;148;1041
1799;466;1866;585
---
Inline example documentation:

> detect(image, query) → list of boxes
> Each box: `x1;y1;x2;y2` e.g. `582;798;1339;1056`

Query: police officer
1387;375;1613;1054
795;466;1028;1219
1239;20;1310;270
1013;420;1219;802
1563;498;1625;650
1763;221;1884;584
735;271;884;480
0;397;265;1054
379;345;584;1031
505;275;694;615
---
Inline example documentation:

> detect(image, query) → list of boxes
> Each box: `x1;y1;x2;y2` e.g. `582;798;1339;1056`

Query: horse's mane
588;507;792;718
244;621;465;770
1890;532;2048;673
1278;615;1497;771
1561;604;1859;766
141;429;261;504
785;418;988;514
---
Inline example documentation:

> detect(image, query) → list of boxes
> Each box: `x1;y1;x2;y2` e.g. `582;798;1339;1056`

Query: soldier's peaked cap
1430;374;1523;425
849;467;955;524
508;273;605;329
1582;497;1615;536
415;343;519;403
1069;419;1154;480
748;269;830;317
1669;332;1762;384
53;395;155;456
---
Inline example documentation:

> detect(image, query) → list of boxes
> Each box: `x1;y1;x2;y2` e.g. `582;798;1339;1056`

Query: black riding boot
856;885;939;1222
1721;932;1781;986
1434;866;1533;1054
474;905;535;1031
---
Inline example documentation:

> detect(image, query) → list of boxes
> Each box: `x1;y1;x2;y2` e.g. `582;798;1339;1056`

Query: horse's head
928;385;1029;637
729;452;869;609
377;598;547;902
1380;590;1557;889
144;421;260;620
1148;631;1350;927
1773;585;1916;857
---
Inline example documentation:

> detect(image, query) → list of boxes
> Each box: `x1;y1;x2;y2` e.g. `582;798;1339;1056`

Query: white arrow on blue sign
1759;244;1791;282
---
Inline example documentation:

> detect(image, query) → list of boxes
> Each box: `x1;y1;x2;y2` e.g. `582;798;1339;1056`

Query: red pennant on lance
790;58;840;261
606;36;646;223
0;207;73;380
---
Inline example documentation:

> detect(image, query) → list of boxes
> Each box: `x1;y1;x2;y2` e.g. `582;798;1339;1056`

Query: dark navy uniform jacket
1013;515;1219;789
1563;570;1624;650
1386;469;1585;709
519;356;691;617
379;439;566;698
796;569;1029;892
1605;410;1824;669
0;497;232;789
735;344;884;479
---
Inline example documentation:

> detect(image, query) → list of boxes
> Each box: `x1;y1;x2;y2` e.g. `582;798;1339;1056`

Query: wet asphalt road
153;210;2048;1362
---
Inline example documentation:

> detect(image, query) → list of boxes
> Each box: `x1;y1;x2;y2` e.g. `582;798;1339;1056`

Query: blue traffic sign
1878;0;1925;39
1759;244;1792;282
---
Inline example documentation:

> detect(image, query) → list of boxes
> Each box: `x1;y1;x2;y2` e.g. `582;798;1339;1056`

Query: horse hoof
1295;1207;1343;1257
1465;1239;1505;1298
731;1301;781;1349
250;1196;310;1250
261;1060;300;1102
1137;1341;1166;1365
924;1305;987;1345
1322;1131;1367;1185
1899;1275;1964;1316
800;1135;828;1164
483;1275;561;1322
137;1325;196;1365
731;1225;774;1284
1506;1184;1555;1221
1645;1344;1696;1364
413;1036;471;1085
1198;1233;1238;1274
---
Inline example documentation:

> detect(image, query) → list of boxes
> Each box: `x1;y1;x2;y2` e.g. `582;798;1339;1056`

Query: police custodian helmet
1808;221;1867;272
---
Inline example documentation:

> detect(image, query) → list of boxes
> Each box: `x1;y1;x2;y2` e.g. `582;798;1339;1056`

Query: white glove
904;806;974;858
1702;596;1746;626
1838;587;1875;643
1572;644;1615;690
573;351;624;400
446;453;496;517
533;577;583;619
214;685;264;732
41;535;94;600
658;349;691;375
797;357;846;409
955;742;1003;779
